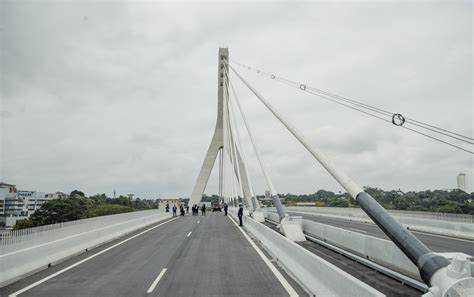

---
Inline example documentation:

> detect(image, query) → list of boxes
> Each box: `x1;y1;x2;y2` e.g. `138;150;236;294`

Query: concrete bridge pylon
189;48;252;208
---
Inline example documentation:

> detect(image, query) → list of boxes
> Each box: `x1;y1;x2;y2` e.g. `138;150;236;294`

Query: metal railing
0;209;164;250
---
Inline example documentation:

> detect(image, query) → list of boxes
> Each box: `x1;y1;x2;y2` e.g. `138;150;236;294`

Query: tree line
278;187;474;214
13;187;473;230
13;190;159;230
206;188;474;214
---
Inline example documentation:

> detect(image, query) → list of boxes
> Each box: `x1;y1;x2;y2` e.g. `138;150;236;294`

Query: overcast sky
1;1;472;199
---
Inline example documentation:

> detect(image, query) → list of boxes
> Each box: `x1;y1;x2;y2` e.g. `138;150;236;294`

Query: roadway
285;211;474;256
1;213;305;297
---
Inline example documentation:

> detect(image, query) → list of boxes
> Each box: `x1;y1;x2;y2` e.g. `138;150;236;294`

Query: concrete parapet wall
266;211;281;223
0;210;171;287
286;207;474;223
235;210;384;296
300;219;420;280
271;207;474;240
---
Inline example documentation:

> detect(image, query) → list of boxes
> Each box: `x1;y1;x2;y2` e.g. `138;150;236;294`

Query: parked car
212;203;222;212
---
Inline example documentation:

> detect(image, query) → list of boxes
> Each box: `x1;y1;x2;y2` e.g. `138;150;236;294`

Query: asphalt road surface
285;211;474;256
1;213;304;297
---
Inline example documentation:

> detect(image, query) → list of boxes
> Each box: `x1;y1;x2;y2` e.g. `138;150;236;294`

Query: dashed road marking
146;268;167;293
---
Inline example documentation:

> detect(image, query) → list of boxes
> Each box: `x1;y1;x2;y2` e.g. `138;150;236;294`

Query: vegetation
278;187;474;214
14;191;159;229
12;218;34;230
12;187;473;230
83;204;134;218
202;194;220;204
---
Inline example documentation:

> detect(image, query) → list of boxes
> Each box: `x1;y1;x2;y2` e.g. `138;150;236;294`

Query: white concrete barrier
0;210;171;287
234;210;384;296
301;219;420;280
268;207;474;240
286;207;474;223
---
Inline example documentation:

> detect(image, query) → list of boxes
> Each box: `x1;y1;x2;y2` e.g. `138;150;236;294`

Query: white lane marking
349;228;368;234
9;218;178;297
146;268;167;293
1;214;170;258
187;232;192;237
227;216;298;297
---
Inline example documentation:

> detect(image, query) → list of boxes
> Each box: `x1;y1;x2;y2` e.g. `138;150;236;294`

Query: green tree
83;204;134;218
70;190;86;199
89;193;107;206
30;198;90;226
13;219;34;230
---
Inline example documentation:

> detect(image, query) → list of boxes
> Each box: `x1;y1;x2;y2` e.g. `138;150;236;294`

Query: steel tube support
229;64;453;287
357;192;449;284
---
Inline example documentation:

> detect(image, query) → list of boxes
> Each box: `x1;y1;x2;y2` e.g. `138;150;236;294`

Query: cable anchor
392;113;406;126
300;84;307;91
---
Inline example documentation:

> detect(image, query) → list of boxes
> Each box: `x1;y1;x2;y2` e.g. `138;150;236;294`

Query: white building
1;183;58;227
265;190;271;199
158;198;182;210
45;192;69;199
0;182;24;226
457;173;468;193
18;191;49;216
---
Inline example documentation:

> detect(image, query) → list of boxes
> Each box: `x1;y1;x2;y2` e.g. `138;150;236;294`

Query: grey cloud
1;1;472;198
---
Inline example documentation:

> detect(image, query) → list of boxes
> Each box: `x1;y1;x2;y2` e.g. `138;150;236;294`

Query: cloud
1;1;472;198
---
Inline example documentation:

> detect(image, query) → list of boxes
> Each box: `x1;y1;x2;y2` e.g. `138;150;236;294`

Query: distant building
265;190;271;199
158;198;182;209
0;183;24;226
258;192;285;205
296;202;317;206
18;191;49;216
45;192;69;200
457;173;468;193
1;184;60;227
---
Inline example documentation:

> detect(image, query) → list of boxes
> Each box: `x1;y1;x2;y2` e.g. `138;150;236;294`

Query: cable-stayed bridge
0;48;473;297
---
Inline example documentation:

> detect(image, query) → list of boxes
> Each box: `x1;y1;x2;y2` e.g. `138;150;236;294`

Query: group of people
166;203;189;217
191;204;206;216
164;202;243;226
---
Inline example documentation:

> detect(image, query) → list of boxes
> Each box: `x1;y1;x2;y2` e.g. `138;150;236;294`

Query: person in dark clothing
224;203;228;216
186;205;189;214
201;204;206;216
238;204;243;226
172;205;177;217
165;203;170;213
180;205;185;216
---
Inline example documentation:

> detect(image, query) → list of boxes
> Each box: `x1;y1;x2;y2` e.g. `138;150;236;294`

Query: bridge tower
189;48;252;207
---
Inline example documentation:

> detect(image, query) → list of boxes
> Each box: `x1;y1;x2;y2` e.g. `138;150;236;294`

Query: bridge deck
3;213;302;297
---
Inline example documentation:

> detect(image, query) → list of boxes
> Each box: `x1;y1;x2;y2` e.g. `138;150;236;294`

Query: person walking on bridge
186;205;189;214
224;203;228;216
172;204;177;217
201;204;206;216
238;204;243;226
